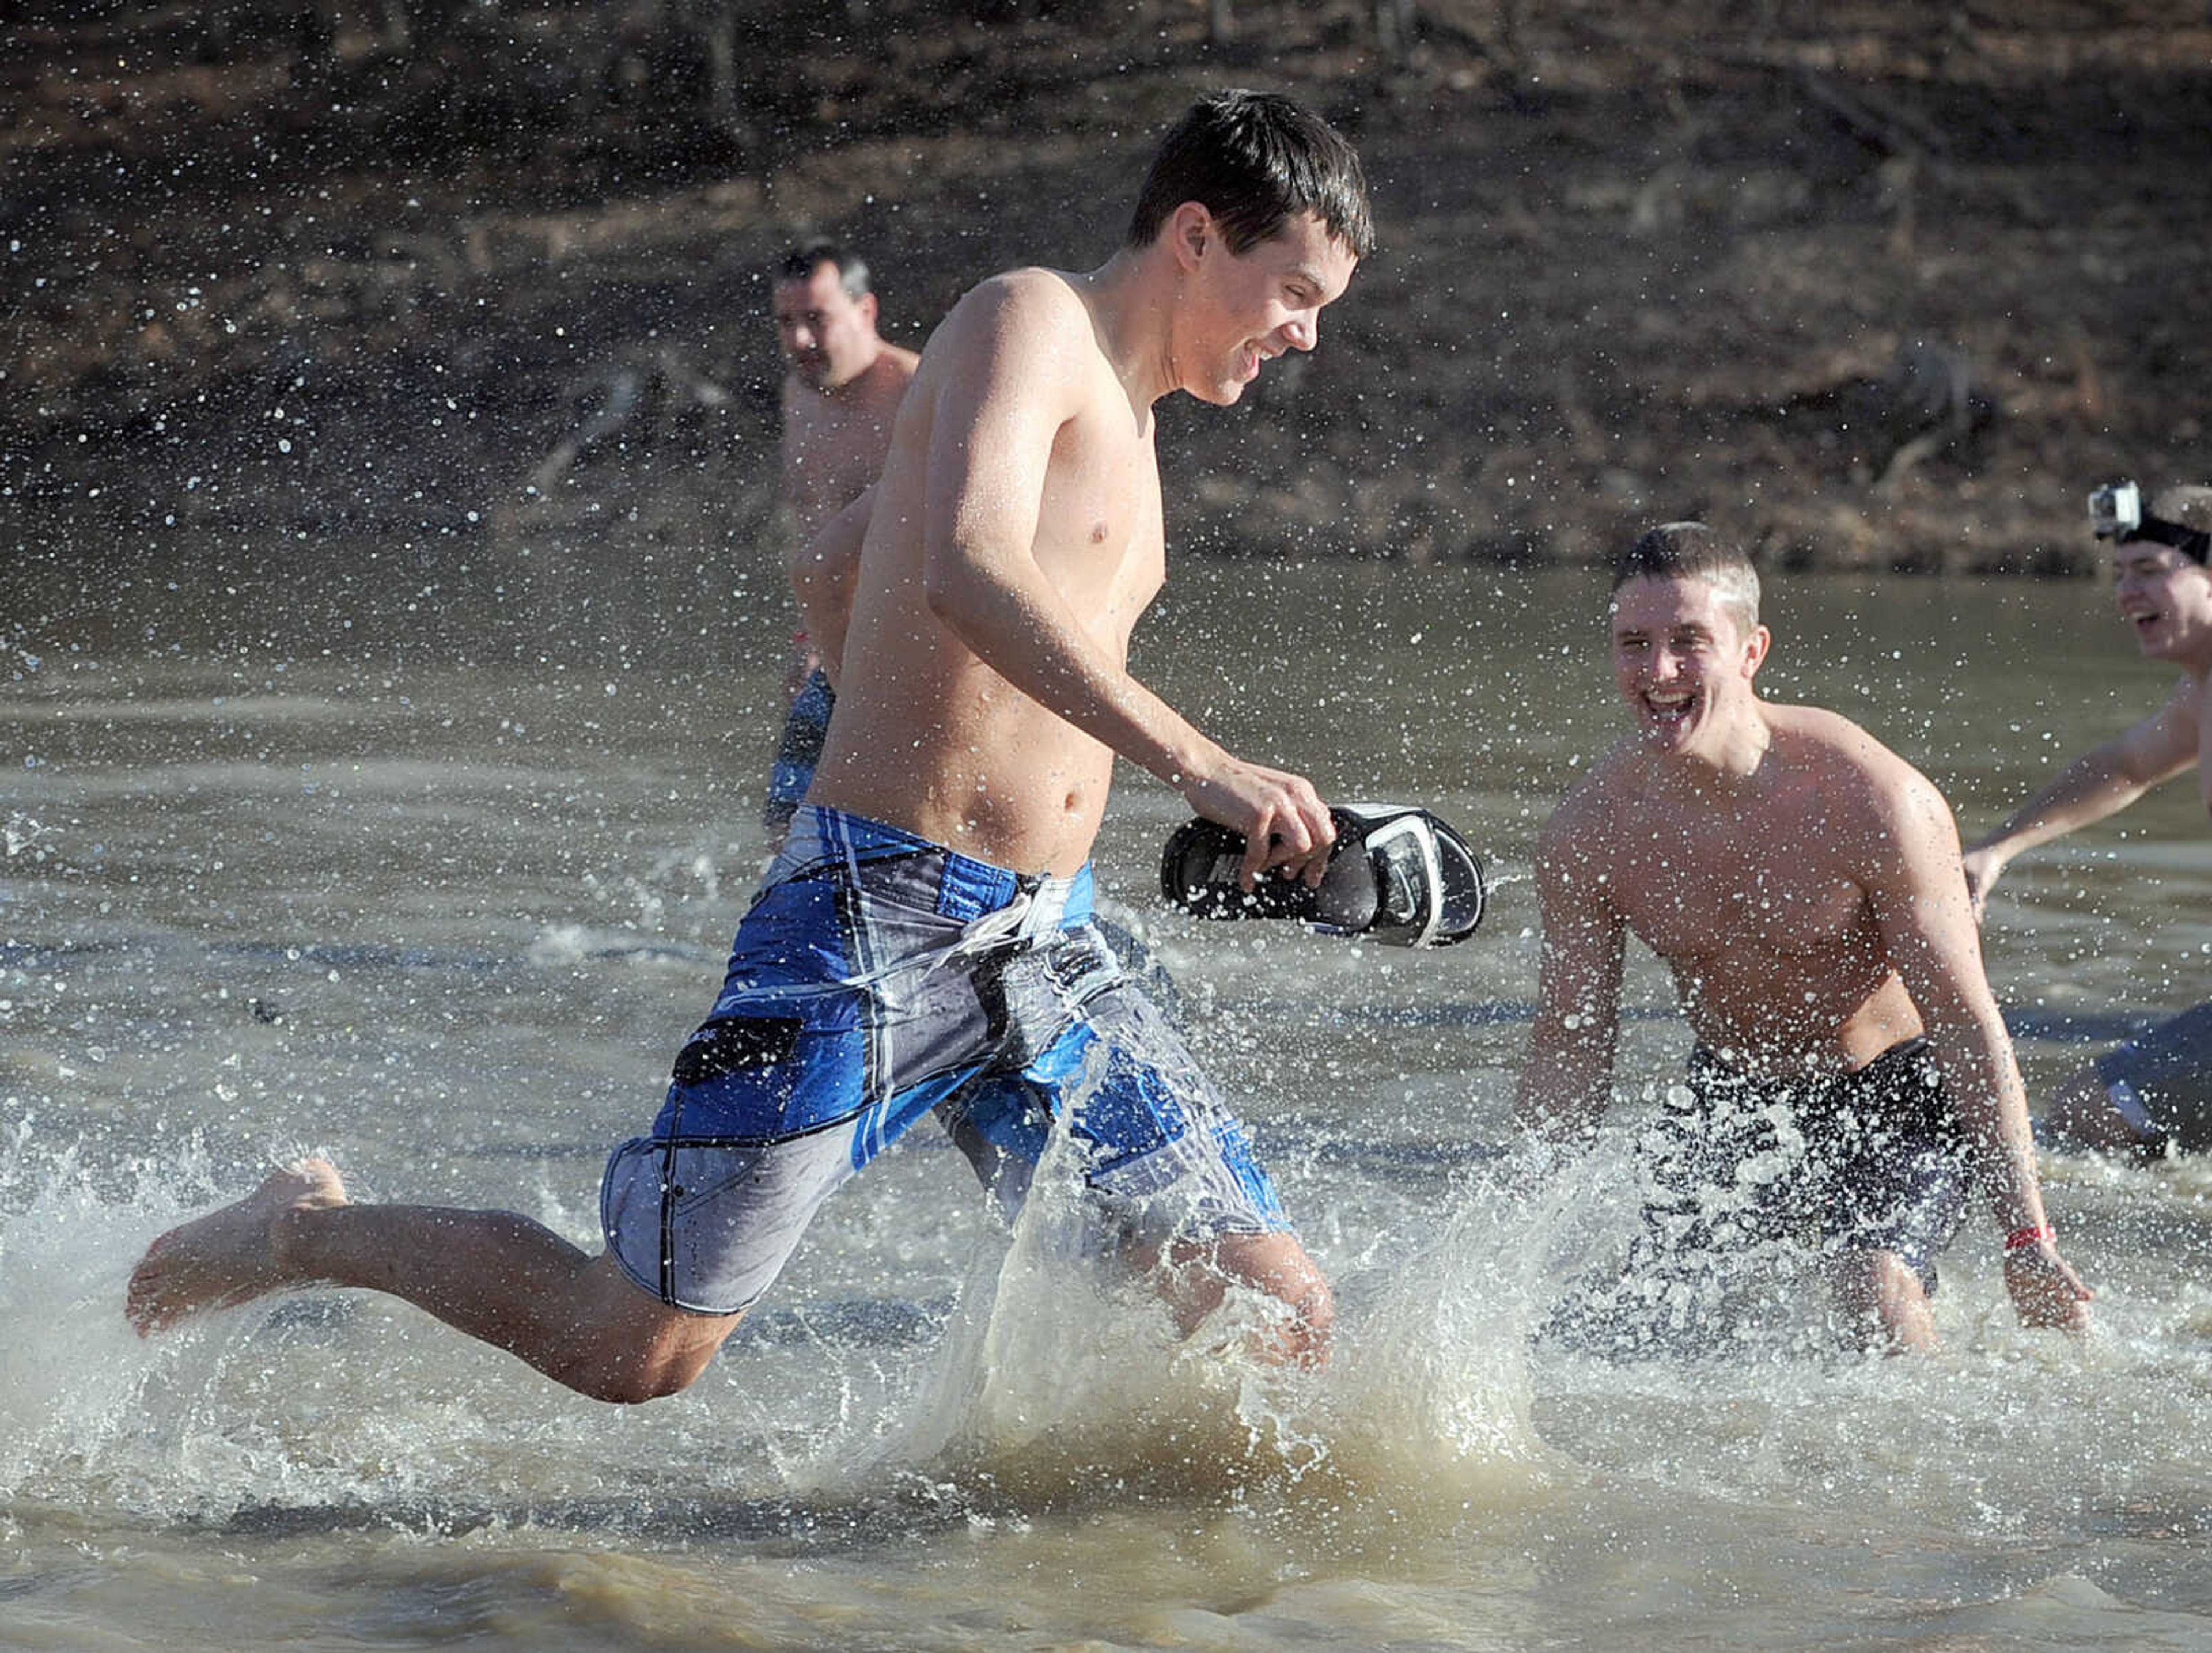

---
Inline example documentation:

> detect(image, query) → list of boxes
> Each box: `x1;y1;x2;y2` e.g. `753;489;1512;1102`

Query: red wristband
2003;1224;2055;1252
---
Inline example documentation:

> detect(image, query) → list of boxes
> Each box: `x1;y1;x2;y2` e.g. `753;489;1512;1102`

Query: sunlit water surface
7;542;2212;1651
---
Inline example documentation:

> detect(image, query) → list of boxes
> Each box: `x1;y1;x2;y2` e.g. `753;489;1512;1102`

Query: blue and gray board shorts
601;805;1290;1315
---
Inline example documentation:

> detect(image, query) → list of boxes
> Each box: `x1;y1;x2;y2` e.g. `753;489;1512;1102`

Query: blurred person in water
1514;522;2092;1354
1963;483;2212;1157
761;240;920;835
127;89;1372;1396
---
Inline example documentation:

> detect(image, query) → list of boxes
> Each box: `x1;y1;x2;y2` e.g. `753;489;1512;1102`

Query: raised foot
126;1159;350;1335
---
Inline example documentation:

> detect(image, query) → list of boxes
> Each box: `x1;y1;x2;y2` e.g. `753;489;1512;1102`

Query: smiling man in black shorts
1517;524;2091;1352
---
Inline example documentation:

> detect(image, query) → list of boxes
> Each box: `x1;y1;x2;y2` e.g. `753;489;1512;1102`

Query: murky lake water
7;537;2212;1651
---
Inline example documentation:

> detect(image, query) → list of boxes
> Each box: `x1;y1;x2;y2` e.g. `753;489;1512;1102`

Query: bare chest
785;393;898;521
1607;825;1872;967
1033;414;1165;635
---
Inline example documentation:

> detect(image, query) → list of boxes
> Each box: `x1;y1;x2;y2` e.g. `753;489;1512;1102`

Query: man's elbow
919;554;982;630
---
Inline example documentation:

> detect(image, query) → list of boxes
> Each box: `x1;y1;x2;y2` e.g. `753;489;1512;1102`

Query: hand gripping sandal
1159;803;1487;948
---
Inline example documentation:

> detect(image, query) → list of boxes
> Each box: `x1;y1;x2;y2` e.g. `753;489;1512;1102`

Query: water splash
0;1120;197;1508
840;1055;1562;1524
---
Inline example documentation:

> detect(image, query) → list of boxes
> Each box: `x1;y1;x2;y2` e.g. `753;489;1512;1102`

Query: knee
552;1347;709;1406
543;1323;727;1405
596;1361;695;1406
1240;1248;1333;1367
1833;1251;1935;1354
1280;1271;1335;1367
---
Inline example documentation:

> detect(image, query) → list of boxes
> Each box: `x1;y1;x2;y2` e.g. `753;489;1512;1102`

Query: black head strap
2123;515;2212;564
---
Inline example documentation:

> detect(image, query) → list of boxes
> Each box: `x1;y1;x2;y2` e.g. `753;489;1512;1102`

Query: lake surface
7;537;2212;1651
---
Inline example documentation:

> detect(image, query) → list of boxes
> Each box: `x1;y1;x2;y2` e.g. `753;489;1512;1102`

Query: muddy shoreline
7;3;2208;573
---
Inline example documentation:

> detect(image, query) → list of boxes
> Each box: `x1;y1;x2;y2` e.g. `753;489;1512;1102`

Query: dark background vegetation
6;0;2209;574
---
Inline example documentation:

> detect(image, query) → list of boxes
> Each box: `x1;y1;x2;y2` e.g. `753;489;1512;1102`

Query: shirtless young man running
1963;483;2212;1154
1516;523;2092;1352
127;90;1372;1398
762;241;919;832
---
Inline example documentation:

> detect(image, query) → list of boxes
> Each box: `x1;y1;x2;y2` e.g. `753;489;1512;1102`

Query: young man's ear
858;291;880;327
1743;624;1773;679
1169;201;1215;272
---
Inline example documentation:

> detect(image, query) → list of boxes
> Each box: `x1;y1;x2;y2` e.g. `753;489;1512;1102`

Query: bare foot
126;1159;350;1334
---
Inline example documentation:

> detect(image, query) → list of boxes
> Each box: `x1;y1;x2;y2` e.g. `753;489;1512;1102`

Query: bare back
810;269;1166;874
1562;703;1933;1071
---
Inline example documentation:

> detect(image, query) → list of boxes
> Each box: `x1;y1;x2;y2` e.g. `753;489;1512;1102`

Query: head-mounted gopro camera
2089;480;2141;541
2090;480;2211;562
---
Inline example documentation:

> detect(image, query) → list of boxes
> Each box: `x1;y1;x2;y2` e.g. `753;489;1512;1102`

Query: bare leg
2042;1063;2156;1155
1827;1249;1937;1354
127;1159;741;1404
1132;1230;1335;1368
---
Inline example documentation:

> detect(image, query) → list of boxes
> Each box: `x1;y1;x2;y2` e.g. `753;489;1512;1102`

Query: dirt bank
5;1;2209;573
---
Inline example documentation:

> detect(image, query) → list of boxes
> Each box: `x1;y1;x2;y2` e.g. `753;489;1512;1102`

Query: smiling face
1169;207;1357;407
2112;541;2212;669
1609;574;1772;757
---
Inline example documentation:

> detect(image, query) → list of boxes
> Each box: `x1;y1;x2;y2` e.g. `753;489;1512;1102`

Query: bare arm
1868;768;2093;1330
774;378;824;698
789;486;872;691
1514;801;1628;1147
919;279;1332;884
1961;678;2199;918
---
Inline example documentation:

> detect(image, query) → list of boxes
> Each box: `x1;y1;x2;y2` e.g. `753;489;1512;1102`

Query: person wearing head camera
1963;481;2212;1155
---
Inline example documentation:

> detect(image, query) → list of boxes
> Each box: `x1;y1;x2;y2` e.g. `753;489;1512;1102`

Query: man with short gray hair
762;240;920;832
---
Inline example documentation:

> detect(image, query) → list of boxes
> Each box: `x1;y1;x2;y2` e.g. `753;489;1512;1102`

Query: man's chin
2133;623;2181;659
1637;712;1699;750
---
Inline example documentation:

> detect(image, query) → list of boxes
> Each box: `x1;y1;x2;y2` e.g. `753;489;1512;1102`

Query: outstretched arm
1961;678;2199;918
1514;803;1628;1148
918;277;1333;885
788;486;873;691
1868;768;2093;1332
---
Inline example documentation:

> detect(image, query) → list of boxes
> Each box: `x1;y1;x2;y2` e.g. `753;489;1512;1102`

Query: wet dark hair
1126;89;1374;259
1611;521;1762;633
777;240;870;299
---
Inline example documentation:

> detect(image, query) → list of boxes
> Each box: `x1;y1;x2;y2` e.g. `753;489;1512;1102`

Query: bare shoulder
1770;702;1918;783
914;269;1099;409
937;267;1090;353
1769;702;1953;834
1536;744;1634;867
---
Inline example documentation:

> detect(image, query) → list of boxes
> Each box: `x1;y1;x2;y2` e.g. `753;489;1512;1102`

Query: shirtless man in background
1516;523;2091;1352
127;89;1372;1399
762;241;919;832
